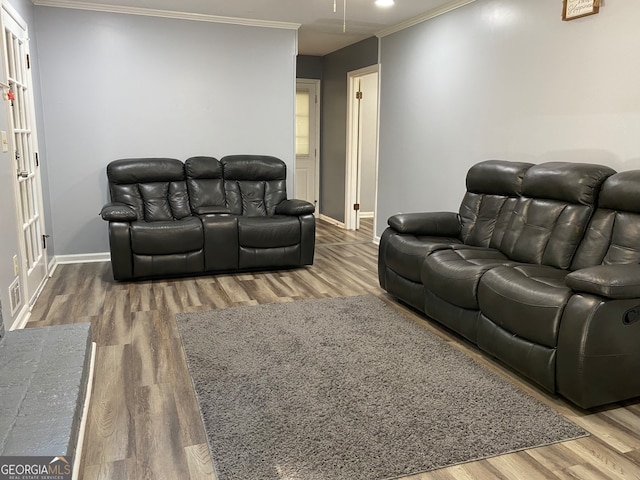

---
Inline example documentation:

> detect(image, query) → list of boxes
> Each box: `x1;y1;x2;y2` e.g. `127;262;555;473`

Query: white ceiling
45;0;463;55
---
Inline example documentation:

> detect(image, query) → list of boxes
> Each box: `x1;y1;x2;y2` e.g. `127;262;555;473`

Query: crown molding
31;0;301;30
376;0;476;38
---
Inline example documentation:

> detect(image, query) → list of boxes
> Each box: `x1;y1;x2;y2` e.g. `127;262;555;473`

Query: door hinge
35;152;39;167
26;54;30;69
353;203;360;211
42;234;50;249
356;91;363;100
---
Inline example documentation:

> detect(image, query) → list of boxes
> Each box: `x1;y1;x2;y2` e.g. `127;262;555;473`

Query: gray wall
296;55;323;80
377;0;640;237
321;37;378;222
34;7;297;256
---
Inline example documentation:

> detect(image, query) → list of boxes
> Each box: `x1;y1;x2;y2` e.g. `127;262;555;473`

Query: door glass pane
295;91;310;156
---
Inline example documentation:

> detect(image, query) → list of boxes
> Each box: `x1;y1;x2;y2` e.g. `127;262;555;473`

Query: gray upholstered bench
0;322;93;462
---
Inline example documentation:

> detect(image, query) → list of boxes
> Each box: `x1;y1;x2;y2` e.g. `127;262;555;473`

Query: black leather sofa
100;155;315;281
379;160;640;409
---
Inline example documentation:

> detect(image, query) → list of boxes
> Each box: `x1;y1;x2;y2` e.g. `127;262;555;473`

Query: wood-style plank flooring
27;218;640;480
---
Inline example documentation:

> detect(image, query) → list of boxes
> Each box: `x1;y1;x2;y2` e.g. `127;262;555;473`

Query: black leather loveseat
100;155;315;281
379;160;640;409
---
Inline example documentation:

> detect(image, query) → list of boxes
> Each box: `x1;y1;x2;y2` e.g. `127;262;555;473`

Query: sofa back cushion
185;156;226;214
459;160;533;248
221;155;287;216
500;162;615;269
107;158;190;221
572;171;640;270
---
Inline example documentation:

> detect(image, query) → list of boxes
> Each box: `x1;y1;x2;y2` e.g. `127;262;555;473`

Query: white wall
377;0;640;236
34;7;297;256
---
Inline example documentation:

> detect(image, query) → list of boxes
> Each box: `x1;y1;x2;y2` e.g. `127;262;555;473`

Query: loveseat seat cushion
478;265;571;348
131;217;203;255
384;233;462;283
422;247;515;309
237;216;300;248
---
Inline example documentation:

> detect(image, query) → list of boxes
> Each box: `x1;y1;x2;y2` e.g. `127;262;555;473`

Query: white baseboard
319;214;345;228
359;212;374;219
9;304;30;331
55;252;110;265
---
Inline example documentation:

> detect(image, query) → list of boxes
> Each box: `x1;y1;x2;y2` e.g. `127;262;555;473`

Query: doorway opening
345;65;379;240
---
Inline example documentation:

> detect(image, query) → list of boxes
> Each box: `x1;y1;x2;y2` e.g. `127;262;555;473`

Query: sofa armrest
566;264;640;299
275;199;315;216
388;212;461;236
100;202;137;222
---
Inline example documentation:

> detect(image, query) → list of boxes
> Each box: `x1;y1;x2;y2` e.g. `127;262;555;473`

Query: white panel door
295;80;319;213
2;4;48;306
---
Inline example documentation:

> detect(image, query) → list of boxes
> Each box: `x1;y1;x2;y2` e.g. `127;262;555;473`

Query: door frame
345;64;379;232
295;78;321;217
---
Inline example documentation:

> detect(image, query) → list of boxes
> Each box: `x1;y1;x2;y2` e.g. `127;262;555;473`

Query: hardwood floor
27;218;640;480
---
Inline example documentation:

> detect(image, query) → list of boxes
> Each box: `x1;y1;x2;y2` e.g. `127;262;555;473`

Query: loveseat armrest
566;264;640;299
100;202;137;222
388;212;461;236
275;199;315;216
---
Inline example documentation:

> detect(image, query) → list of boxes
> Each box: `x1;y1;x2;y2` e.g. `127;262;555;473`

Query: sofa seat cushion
478;265;571;348
422;247;515;309
237;216;300;248
131;217;203;255
384;234;463;283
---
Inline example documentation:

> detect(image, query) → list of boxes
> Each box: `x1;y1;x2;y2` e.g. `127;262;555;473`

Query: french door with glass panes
2;4;48;307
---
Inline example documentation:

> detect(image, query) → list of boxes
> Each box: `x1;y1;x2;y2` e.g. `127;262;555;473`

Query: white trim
319;214;345;228
32;0;301;30
376;0;476;38
373;235;381;246
56;252;110;265
9;304;30;331
359;211;374;219
1;0;27;30
72;341;96;480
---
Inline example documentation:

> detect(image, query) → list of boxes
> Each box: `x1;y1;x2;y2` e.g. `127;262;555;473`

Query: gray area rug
176;295;587;480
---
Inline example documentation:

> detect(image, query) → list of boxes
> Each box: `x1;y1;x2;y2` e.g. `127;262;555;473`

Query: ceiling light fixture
333;0;348;32
375;0;395;7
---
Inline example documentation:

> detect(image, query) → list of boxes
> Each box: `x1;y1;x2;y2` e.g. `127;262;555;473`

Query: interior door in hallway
346;66;379;232
2;4;48;309
295;79;319;214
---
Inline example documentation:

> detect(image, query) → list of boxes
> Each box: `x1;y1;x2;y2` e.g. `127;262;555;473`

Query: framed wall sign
563;0;600;21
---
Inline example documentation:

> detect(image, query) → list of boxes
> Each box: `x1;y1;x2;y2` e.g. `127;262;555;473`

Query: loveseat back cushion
185;156;227;214
499;162;615;269
107;158;191;221
221;155;287;216
572;171;640;269
459;160;533;248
